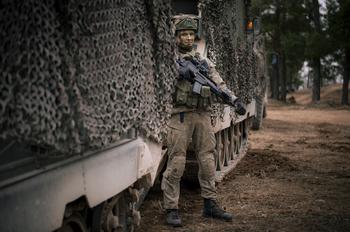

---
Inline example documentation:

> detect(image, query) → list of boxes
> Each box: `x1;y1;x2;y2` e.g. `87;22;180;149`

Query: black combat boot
203;198;233;222
166;209;182;227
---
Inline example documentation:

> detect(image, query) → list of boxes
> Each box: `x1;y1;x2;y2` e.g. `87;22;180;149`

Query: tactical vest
174;50;219;109
174;79;217;110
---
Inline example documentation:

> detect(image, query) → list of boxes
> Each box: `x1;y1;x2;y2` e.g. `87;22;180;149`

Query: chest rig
174;54;217;109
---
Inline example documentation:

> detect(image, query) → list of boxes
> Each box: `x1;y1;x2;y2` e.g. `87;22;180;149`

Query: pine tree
327;0;350;105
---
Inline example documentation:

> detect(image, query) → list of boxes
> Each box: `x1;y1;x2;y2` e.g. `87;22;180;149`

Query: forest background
251;0;349;104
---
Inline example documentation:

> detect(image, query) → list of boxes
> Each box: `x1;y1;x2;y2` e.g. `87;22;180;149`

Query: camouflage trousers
162;111;217;209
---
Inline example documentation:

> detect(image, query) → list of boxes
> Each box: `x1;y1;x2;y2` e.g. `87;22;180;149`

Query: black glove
233;98;246;115
178;62;196;80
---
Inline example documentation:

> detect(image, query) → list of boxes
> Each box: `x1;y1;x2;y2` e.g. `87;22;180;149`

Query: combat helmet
175;17;198;32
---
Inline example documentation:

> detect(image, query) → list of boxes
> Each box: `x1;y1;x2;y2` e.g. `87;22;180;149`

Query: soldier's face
177;30;195;49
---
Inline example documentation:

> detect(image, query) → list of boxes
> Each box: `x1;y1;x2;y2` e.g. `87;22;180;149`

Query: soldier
161;17;246;227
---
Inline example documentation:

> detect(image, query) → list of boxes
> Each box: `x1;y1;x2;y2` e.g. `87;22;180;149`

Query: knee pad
168;156;186;181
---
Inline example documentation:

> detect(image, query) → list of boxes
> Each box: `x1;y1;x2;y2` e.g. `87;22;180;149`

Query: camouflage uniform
162;49;231;209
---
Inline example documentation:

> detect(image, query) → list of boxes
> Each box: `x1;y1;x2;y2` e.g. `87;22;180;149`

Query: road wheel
223;129;230;166
215;132;225;171
228;125;235;160
242;119;248;142
56;213;88;232
92;192;131;232
234;124;241;155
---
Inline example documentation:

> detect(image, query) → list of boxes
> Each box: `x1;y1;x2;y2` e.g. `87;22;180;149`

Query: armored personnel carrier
0;0;263;231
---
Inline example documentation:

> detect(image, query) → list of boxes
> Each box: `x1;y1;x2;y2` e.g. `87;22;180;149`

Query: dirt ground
136;85;350;232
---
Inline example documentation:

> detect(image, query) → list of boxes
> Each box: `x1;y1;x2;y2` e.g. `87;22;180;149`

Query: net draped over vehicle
200;0;259;104
0;0;177;154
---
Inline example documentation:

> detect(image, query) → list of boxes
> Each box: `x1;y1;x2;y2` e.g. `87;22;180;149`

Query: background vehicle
0;0;263;231
251;19;269;130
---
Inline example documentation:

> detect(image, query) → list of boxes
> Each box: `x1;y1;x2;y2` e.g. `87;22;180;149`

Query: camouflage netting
200;0;258;104
0;0;176;154
253;34;268;97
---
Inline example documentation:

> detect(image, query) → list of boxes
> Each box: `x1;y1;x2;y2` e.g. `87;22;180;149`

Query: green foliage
251;0;310;96
251;0;350;90
326;0;350;51
282;32;306;63
252;0;349;98
321;54;342;81
304;31;330;58
326;0;350;105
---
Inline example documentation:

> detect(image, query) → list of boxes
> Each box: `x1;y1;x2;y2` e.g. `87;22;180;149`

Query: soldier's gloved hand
233;98;246;115
178;65;191;80
178;63;195;80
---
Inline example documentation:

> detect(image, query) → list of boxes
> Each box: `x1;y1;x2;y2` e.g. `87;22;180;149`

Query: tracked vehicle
0;0;262;231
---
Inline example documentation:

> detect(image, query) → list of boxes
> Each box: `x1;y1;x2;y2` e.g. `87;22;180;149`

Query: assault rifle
176;58;246;115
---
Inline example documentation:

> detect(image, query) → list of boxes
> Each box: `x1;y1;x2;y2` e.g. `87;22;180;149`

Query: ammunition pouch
174;80;192;105
174;80;217;109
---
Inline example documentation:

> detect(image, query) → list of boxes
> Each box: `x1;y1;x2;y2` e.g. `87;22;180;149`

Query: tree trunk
311;0;322;102
270;2;282;100
279;4;287;102
280;52;287;101
287;67;293;92
341;48;350;105
270;66;274;98
312;58;321;102
272;59;279;99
